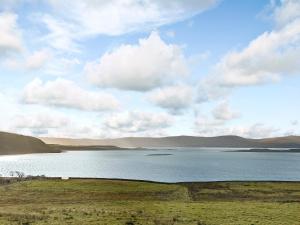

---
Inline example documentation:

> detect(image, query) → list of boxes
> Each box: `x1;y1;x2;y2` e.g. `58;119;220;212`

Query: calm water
0;148;300;182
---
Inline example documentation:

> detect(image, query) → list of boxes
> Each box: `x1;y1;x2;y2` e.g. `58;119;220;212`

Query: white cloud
17;0;217;52
85;32;188;91
7;109;104;138
198;0;300;102
195;116;225;136
44;124;103;139
25;49;51;70
22;78;120;111
12;112;70;129
2;49;80;76
212;101;240;121
0;1;217;52
104;111;173;133
232;123;279;139
148;84;193;114
214;19;300;87
40;14;79;52
4;49;51;70
46;0;218;36
197;80;230;103
195;118;278;138
0;92;20;132
273;0;300;26
0;12;23;56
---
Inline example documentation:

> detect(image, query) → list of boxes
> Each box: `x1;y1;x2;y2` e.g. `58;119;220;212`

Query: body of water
1;148;300;182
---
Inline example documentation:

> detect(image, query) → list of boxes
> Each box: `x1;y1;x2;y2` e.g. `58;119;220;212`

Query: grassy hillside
0;132;60;155
0;179;299;224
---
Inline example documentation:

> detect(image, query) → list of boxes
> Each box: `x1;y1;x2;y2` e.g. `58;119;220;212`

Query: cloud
195;116;225;136
45;0;218;36
273;0;300;26
104;111;173;133
198;0;300;102
8;110;104;138
24;49;51;70
194;102;240;137
13;112;70;129
210;19;300;88
0;12;23;56
4;49;51;70
233;123;279;139
197;80;230;103
1;1;217;52
22;78;120;111
148;84;193;114
13;0;217;52
212;101;240;121
40;14;79;52
44;124;103;139
3;49;80;76
291;120;298;126
195;118;278;138
85;32;188;91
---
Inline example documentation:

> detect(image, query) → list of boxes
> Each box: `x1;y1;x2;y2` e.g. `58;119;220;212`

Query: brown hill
0;132;60;155
257;136;300;147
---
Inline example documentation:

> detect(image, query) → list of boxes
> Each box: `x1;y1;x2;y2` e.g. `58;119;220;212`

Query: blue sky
0;0;299;139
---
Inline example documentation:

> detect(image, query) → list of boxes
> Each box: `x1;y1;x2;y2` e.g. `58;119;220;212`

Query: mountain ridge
41;135;300;148
1;131;300;155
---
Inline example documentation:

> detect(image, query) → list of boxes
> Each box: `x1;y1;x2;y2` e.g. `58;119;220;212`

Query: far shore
2;146;300;156
228;148;300;153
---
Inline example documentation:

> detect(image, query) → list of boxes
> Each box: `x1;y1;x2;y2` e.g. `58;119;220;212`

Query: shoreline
2;176;300;184
1;146;300;157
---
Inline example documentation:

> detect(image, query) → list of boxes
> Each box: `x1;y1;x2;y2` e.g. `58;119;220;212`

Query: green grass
0;179;299;225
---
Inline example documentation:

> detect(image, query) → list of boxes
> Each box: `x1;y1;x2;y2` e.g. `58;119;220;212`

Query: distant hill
258;136;300;147
0;132;60;155
3;131;300;155
41;135;300;148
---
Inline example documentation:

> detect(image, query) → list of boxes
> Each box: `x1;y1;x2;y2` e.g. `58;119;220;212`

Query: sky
0;0;299;139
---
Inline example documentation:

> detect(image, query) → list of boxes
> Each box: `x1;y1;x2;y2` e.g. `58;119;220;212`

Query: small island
229;148;300;153
146;153;173;156
49;144;130;151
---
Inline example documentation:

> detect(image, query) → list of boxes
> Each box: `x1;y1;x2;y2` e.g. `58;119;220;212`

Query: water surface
0;148;300;182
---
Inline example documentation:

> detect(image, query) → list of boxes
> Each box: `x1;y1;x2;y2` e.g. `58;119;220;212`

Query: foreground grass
0;179;299;225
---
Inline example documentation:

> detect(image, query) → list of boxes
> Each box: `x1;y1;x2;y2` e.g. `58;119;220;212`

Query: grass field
0;179;299;225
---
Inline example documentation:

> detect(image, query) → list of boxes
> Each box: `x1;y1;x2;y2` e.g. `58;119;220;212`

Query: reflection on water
0;148;300;182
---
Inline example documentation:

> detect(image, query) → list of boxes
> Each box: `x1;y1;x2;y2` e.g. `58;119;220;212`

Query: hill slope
41;135;300;148
0;132;59;155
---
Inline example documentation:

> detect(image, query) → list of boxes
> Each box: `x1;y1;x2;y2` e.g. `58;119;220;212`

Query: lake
1;148;300;182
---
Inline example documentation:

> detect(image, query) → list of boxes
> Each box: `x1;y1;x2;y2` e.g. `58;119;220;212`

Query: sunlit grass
0;179;299;224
